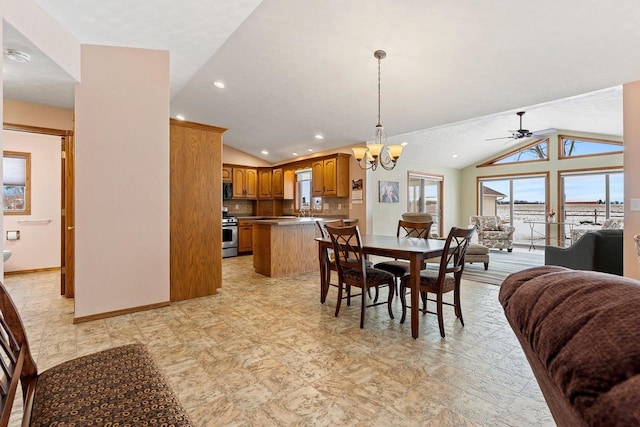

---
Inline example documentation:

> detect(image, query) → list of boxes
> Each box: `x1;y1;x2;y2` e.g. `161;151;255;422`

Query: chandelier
352;50;406;171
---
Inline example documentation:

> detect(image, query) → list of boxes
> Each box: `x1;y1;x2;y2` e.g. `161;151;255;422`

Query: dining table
315;234;449;339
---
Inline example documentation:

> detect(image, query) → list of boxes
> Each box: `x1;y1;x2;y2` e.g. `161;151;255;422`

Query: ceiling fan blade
485;136;515;141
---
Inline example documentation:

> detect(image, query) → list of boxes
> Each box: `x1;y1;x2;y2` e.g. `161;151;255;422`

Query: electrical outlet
235;204;239;209
631;199;640;211
338;203;342;209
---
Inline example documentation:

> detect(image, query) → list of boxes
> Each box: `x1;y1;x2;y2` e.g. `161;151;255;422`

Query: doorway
3;123;75;297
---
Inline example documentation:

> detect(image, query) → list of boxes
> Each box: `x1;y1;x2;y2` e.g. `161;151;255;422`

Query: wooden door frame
3;123;74;297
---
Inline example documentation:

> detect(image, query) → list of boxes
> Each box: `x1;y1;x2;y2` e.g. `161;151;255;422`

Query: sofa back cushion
500;267;640;426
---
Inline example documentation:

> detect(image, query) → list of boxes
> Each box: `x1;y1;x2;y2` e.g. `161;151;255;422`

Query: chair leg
437;292;445;338
321;269;331;304
399;281;408;324
421;291;428;314
373;286;379;303
387;279;394;319
347;285;351;306
454;283;464;326
335;282;343;317
360;284;366;328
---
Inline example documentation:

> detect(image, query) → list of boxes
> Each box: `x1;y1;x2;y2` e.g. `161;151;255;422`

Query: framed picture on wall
379;181;399;203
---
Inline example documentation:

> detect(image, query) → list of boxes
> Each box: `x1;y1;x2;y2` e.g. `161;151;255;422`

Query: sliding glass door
407;173;442;237
478;175;548;246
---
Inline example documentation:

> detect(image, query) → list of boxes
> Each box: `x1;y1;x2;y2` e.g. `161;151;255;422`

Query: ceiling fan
486;111;556;141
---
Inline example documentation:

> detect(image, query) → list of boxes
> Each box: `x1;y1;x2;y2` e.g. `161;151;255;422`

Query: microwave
223;182;233;200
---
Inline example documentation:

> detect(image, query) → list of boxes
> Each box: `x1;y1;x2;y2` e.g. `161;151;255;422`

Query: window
559;136;622;158
295;169;322;212
560;169;623;226
407;172;442;237
478;139;549;167
3;151;31;215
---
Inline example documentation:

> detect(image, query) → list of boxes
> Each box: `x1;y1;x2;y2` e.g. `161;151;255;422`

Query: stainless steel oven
222;216;238;258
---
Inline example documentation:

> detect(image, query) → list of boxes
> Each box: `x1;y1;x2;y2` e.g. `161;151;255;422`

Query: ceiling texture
5;0;640;168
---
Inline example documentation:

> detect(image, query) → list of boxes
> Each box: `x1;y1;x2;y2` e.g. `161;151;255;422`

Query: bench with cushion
0;281;193;427
499;266;640;426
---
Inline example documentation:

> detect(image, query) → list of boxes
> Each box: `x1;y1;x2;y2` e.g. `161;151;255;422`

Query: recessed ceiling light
4;48;31;63
452;154;459;158
315;134;324;140
292;152;298;156
401;142;408;146
213;81;225;89
261;150;269;155
308;149;314;152
176;114;185;121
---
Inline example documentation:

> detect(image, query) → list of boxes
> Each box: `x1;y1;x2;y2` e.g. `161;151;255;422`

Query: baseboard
4;267;60;276
73;301;171;324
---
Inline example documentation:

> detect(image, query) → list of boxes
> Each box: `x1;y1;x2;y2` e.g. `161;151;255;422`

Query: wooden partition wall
170;119;226;301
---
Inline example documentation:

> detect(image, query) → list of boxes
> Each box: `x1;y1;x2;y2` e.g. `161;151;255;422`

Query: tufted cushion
374;260;410;277
31;343;193;426
417;269;455;287
343;267;394;283
500;267;640;426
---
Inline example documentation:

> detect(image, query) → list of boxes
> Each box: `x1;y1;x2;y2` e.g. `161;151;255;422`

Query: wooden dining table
316;234;449;339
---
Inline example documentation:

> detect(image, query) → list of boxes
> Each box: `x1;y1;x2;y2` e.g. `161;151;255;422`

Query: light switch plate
632;199;640;211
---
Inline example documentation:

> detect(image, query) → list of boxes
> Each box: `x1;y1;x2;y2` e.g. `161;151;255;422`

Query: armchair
545;229;623;276
469;215;515;252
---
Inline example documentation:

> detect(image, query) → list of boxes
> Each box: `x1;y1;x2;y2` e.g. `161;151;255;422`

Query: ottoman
466;243;489;270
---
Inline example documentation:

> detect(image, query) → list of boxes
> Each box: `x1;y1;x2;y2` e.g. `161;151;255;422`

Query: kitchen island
252;217;333;277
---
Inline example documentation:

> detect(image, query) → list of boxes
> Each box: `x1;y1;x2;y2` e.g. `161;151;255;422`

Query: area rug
462;249;544;286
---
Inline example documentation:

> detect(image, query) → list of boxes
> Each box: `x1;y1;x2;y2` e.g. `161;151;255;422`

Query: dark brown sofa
499;266;640;427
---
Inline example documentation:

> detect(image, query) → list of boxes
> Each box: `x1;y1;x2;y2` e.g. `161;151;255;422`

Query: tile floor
5;255;554;426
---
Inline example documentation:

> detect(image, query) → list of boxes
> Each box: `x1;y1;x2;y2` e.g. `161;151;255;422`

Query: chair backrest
315;219;345;238
397;220;432;239
437;227;476;282
401;212;433;223
0;282;38;426
469;216;501;232
325;225;366;284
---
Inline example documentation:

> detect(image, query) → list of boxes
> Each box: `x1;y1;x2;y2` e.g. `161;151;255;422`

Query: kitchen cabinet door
272;168;284;199
238;220;253;253
244;168;258;199
222;166;232;182
311;160;324;196
258;169;273;199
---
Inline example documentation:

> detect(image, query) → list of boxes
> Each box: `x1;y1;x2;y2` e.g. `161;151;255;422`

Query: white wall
367;138;462;237
3;130;61;272
75;45;170;319
623;81;640;279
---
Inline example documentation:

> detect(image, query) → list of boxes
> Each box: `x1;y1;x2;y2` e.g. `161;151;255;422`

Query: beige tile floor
4;256;554;426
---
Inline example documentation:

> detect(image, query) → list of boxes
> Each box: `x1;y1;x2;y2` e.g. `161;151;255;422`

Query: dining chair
325;224;395;328
399;226;475;337
374;220;433;293
316;219;344;303
317;219;374;304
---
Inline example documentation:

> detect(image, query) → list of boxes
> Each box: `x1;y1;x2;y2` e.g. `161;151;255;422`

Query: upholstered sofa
469;215;515;252
545;228;623;276
570;217;624;244
499;266;640;426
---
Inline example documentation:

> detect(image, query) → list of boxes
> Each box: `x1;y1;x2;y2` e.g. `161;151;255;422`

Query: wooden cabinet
311;154;350;197
170;119;225;301
232;167;257;199
258;168;273;199
272;168;284;199
238;219;253;253
222;166;232;182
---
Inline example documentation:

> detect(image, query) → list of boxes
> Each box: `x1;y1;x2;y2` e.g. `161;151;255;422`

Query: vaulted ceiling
4;1;638;168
